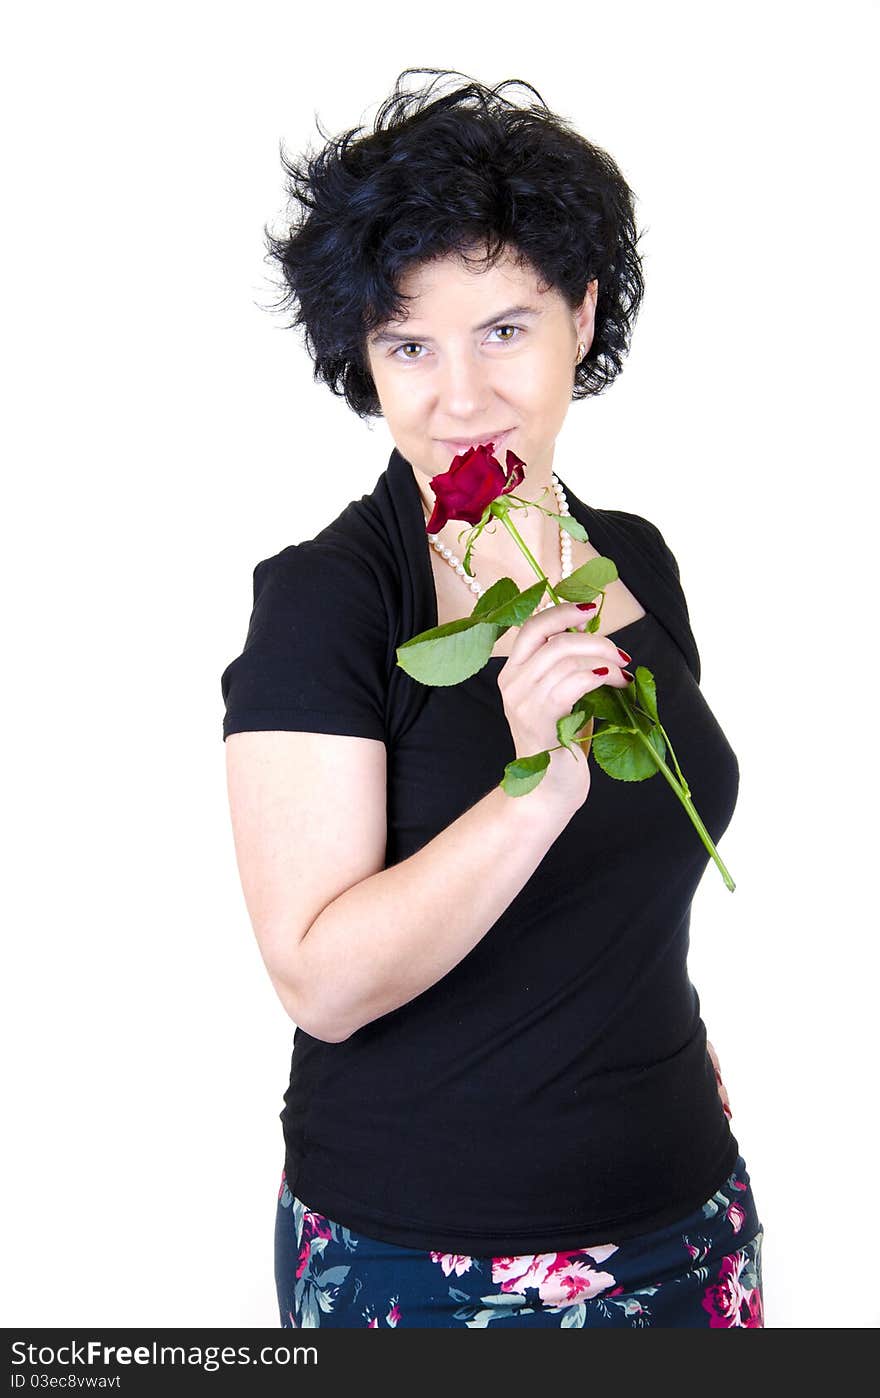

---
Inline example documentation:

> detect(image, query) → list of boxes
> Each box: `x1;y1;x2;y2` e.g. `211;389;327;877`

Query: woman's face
364;247;597;482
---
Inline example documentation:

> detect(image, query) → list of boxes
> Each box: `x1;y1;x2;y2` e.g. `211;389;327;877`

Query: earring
575;341;586;366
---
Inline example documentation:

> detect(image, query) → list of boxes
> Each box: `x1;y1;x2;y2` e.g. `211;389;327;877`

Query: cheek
367;363;414;422
509;358;568;414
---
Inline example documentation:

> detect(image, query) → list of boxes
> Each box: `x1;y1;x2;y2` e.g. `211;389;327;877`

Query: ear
574;278;599;352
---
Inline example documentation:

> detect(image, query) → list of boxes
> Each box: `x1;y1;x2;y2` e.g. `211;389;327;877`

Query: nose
435;347;495;419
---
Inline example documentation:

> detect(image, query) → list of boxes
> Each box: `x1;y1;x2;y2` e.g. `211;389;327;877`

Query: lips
438;429;514;455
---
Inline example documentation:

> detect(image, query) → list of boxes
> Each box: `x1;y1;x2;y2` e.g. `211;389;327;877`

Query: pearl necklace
424;473;572;613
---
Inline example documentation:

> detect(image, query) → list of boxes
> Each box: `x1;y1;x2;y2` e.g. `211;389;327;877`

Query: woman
221;69;763;1329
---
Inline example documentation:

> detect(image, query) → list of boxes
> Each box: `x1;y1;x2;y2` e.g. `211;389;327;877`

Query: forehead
390;246;541;309
374;251;553;339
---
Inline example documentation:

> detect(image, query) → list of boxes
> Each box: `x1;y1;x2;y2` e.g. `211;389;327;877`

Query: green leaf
470;577;522;619
396;577;549;686
646;721;665;766
499;750;550;796
399;615;483;645
632;664;659;724
561;1302;586;1328
396;619;501;685
554;556;619;602
568;685;628;724
464;1309;500;1328
556;708;591;753
479;578;548;628
740;1257;759;1292
635;707;662;742
591;721;667;781
552;514;589;543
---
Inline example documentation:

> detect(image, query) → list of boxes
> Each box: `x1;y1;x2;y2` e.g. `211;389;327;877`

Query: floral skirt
274;1154;764;1328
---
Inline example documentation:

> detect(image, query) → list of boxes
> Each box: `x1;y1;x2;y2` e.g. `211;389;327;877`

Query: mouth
437;428;515;456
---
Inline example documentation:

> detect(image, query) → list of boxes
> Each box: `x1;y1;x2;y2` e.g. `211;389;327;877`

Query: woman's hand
497;601;635;812
707;1038;732;1120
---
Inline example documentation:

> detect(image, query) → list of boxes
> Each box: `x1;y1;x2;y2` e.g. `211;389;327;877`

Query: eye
391;325;523;360
490;324;521;343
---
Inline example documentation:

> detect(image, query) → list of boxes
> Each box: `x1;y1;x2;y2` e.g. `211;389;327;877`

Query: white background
3;0;877;1329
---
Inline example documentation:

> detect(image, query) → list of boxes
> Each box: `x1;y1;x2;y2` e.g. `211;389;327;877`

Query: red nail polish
591;666;609;675
616;647;632;663
576;601;597;611
621;670;635;683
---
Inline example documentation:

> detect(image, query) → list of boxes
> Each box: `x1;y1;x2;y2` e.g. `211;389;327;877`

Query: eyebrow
370;304;543;344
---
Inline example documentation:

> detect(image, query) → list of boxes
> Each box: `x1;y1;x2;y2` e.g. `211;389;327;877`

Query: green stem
496;501;606;623
495;500;733;891
654;718;690;797
496;505;554;591
502;489;554;515
595;693;733;889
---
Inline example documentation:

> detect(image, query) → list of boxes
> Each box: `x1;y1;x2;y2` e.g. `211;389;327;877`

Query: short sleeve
220;541;390;743
601;507;684;586
645;519;681;583
640;516;702;680
600;506;700;683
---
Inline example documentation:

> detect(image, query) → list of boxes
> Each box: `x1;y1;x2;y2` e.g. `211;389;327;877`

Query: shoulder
249;538;391;633
222;538;393;743
245;468;404;622
253;536;386;593
592;507;682;582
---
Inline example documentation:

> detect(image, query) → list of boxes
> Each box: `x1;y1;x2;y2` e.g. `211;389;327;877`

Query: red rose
426;443;526;534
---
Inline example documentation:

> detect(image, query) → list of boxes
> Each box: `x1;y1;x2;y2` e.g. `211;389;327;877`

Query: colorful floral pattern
275;1155;764;1328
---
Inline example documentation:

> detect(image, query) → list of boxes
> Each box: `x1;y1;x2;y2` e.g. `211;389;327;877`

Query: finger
505;602;626;679
529;638;632;690
504;602;597;670
545;659;633;709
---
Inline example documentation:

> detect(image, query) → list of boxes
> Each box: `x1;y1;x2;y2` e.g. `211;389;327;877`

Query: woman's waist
293;1018;718;1132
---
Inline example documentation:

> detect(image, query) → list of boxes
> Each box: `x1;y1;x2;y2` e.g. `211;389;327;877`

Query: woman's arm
226;601;633;1043
294;775;582;1041
707;1038;732;1119
225;726;581;1044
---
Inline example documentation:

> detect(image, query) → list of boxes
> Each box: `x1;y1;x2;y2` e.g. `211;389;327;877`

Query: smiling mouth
438;429;514;451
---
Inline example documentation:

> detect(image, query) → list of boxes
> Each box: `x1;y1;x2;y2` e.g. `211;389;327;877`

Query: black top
220;446;741;1254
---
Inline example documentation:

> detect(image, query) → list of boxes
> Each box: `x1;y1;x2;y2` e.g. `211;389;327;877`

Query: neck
415;464;563;581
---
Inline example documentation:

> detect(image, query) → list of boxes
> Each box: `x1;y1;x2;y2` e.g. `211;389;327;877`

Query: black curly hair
262;68;646;419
